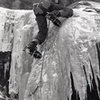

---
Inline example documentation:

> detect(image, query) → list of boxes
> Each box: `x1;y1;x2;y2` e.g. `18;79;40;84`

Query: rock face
0;1;100;100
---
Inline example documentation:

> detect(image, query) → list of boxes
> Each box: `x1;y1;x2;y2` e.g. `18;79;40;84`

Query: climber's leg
57;8;73;18
27;15;48;55
35;15;48;44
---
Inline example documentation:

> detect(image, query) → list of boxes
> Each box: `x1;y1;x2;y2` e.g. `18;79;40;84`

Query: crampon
23;46;42;59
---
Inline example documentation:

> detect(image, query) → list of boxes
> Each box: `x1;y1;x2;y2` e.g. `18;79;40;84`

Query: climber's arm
50;2;65;10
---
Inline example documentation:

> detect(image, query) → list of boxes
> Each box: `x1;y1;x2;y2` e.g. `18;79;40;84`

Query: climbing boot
33;50;42;59
27;39;38;55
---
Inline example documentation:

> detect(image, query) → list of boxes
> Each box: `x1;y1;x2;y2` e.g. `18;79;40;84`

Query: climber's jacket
33;0;73;17
27;0;73;52
31;0;73;45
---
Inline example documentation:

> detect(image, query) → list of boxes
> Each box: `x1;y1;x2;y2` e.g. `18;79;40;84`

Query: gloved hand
33;3;43;15
33;3;39;7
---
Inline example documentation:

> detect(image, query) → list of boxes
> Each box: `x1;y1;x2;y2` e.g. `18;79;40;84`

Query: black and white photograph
0;0;100;100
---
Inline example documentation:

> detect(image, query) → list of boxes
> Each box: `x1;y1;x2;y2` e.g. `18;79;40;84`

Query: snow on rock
0;1;100;100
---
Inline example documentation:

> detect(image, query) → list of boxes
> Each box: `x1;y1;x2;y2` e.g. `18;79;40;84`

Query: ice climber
27;0;73;58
